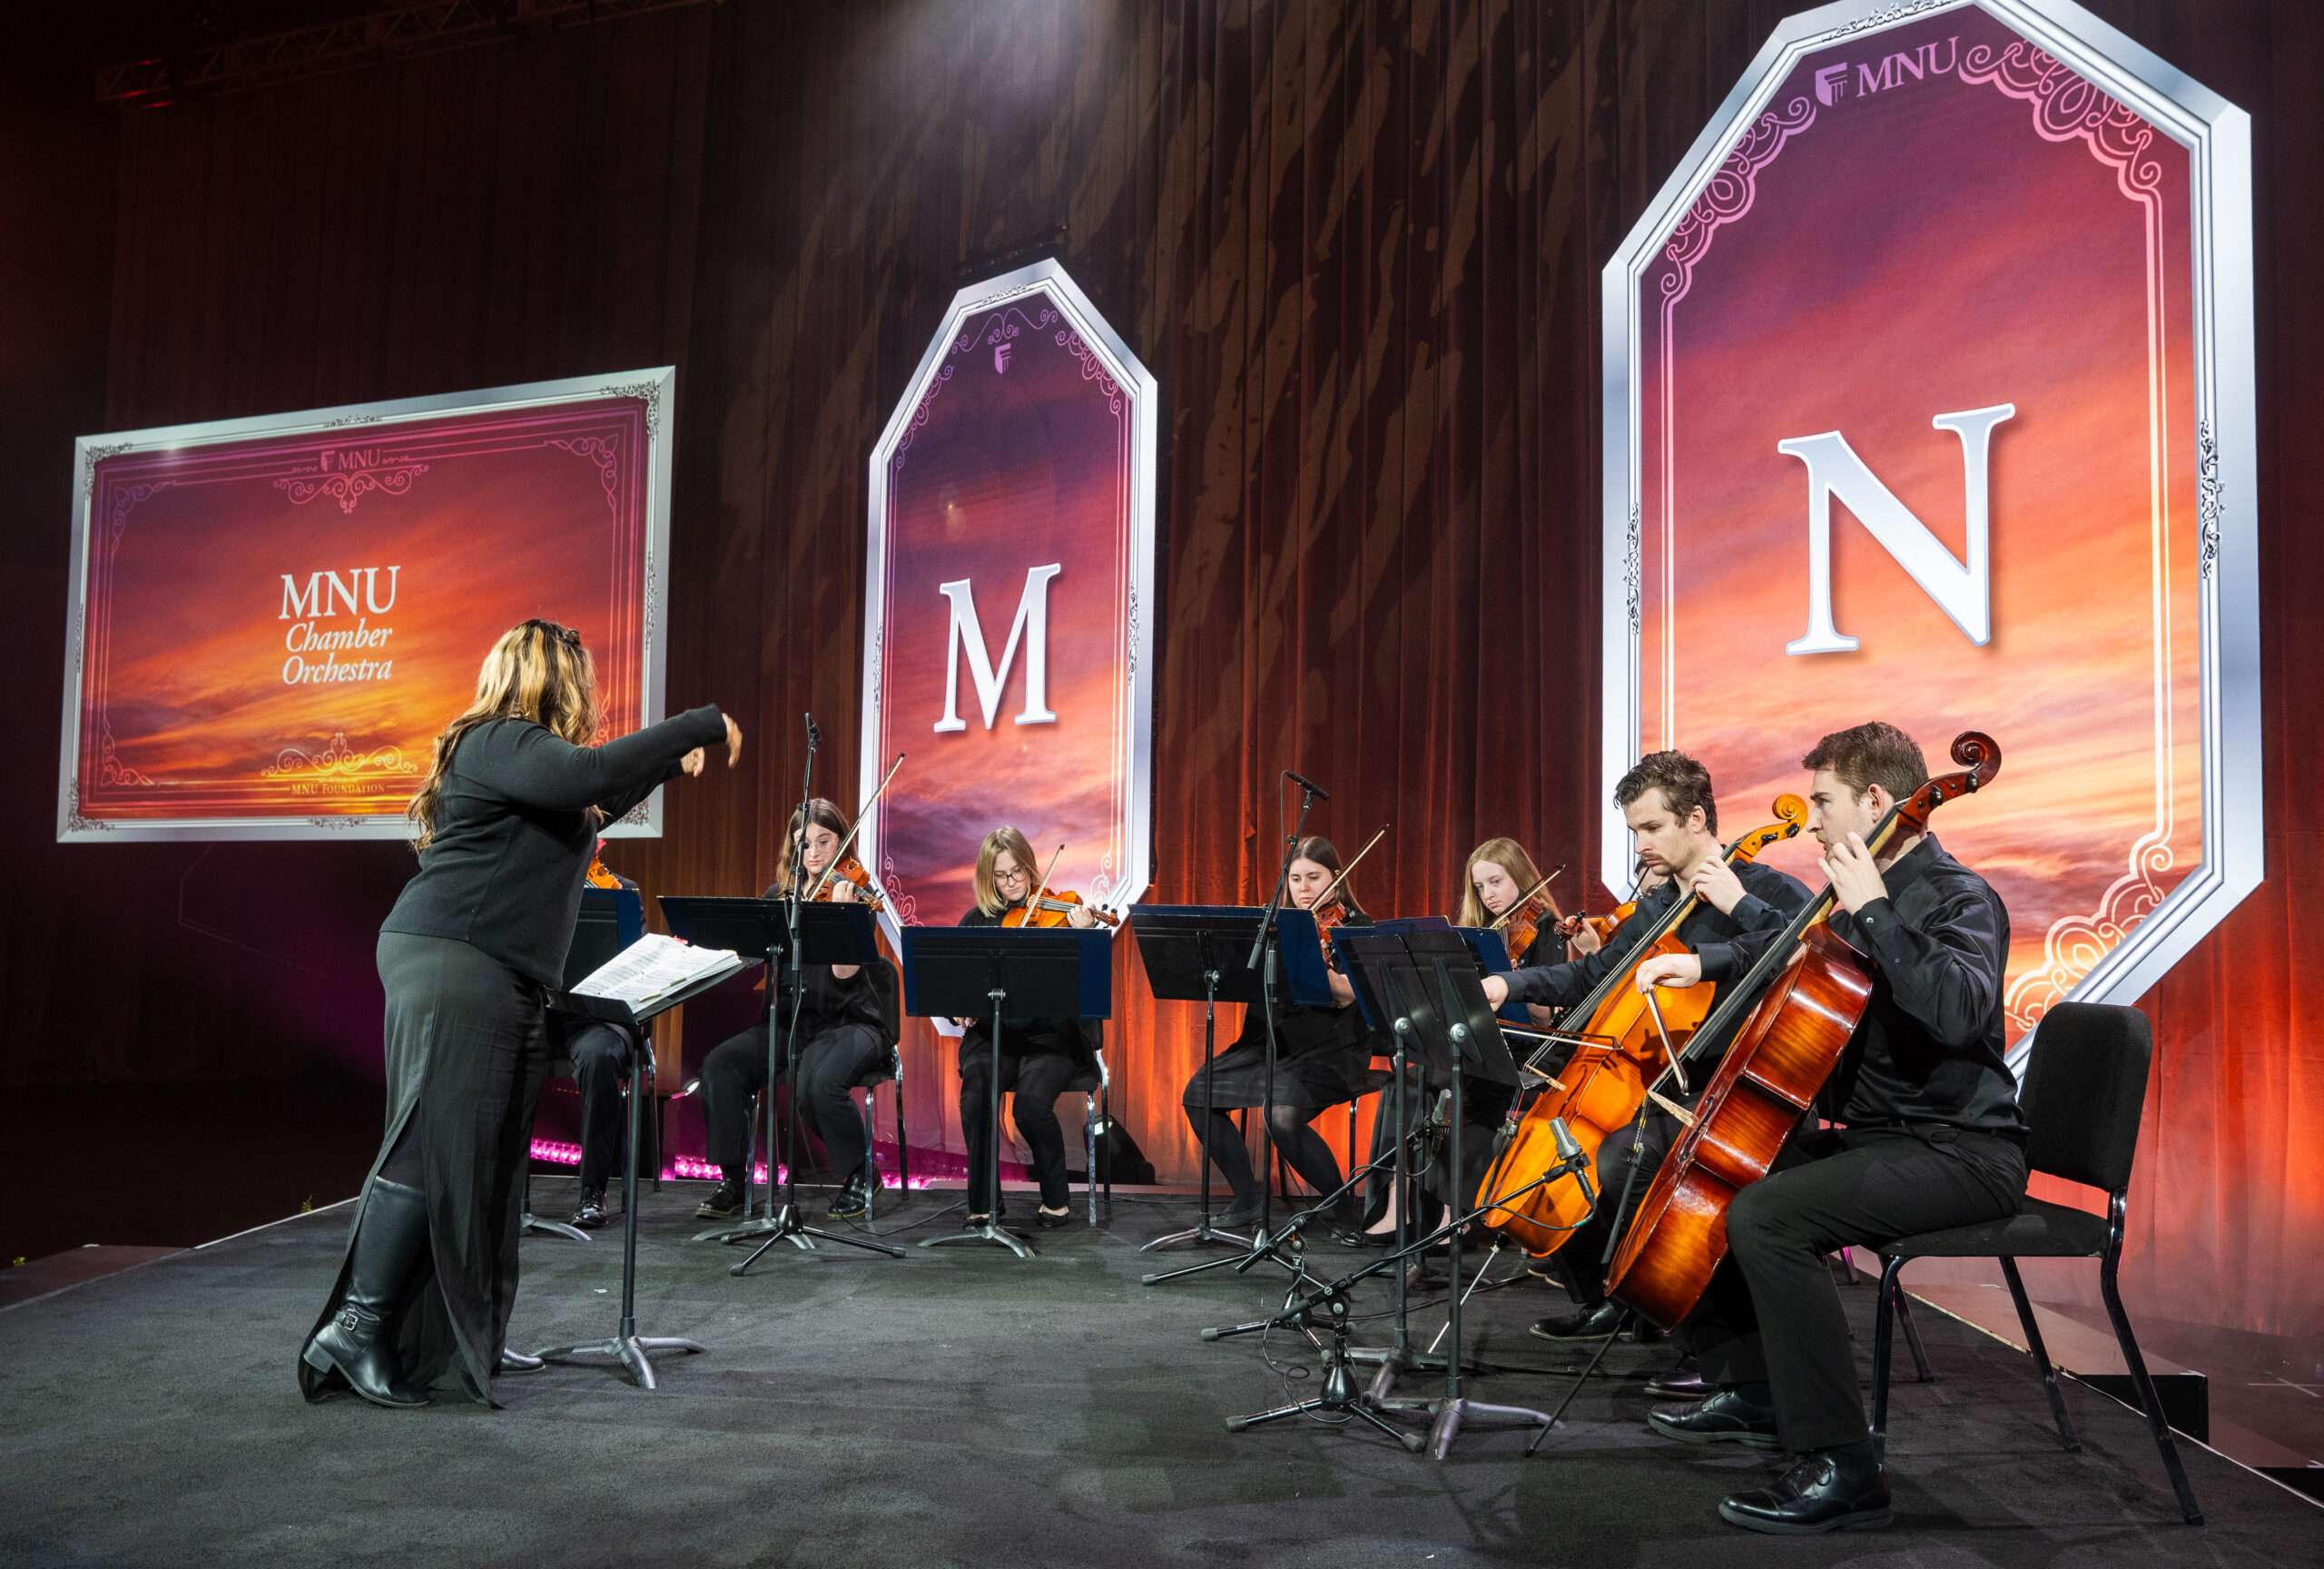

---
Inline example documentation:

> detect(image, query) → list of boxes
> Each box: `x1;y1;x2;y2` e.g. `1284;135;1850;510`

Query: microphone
804;712;821;744
1548;1117;1598;1206
1284;768;1331;801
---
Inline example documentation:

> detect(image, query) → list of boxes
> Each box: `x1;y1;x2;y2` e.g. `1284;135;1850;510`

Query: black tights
1187;1105;1354;1221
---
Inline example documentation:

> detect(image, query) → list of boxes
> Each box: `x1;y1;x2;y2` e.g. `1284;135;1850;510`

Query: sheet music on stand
567;933;750;1013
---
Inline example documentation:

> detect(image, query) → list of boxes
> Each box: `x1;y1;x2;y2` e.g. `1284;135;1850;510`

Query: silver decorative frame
1599;0;2259;1013
859;259;1159;948
59;367;677;842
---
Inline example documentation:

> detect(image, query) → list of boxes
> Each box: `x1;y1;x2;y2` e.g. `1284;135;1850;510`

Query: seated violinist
953;828;1101;1229
1180;835;1374;1241
1628;722;2024;1534
1477;751;1810;1341
694;799;899;1223
1359;837;1558;1245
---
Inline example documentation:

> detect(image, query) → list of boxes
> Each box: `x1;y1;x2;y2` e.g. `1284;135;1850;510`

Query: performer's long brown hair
407;619;602;852
971;826;1042;916
773;798;852;891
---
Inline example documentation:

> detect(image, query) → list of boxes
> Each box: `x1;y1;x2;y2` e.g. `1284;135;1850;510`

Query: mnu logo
1815;35;1959;106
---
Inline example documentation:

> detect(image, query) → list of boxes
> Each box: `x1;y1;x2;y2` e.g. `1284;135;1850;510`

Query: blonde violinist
1180;835;1374;1241
952;828;1101;1229
695;799;900;1224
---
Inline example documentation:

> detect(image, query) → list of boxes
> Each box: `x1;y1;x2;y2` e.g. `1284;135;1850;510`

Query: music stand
1126;906;1326;1258
1364;932;1554;1456
1131;906;1335;1286
521;885;649;1243
659;895;905;1267
902;924;1112;1258
532;952;750;1388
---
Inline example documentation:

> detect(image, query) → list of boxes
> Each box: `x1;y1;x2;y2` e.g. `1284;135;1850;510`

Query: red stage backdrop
60;371;674;839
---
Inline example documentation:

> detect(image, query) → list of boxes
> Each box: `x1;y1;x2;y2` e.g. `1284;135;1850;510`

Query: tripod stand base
920;1219;1037;1258
522;1211;592;1243
1224;1396;1425;1449
694;1216;808;1245
1426;1396;1559;1459
732;1205;907;1272
534;1334;706;1391
1140;1216;1253;1254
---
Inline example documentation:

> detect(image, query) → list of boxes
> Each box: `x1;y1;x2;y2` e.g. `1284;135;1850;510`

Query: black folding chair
1869;1001;2201;1525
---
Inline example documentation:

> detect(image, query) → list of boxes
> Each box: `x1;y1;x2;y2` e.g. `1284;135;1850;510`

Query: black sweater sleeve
458;705;726;813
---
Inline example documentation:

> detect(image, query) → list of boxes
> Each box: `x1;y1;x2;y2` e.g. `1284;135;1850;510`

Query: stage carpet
1;1179;2314;1567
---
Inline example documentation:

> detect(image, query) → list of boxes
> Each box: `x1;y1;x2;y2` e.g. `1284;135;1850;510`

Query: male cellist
1479;750;1810;1341
1630;721;2026;1534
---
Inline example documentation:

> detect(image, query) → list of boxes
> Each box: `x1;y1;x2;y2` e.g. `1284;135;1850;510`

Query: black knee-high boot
303;1177;431;1407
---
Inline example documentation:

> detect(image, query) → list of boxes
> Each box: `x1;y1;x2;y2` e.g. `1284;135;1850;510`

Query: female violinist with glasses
1179;835;1375;1242
951;827;1102;1229
695;799;901;1224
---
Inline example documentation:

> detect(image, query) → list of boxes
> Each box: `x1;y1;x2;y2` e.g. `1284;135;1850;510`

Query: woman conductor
299;620;738;1407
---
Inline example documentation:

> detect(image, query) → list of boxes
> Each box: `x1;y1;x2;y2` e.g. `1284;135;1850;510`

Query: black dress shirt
1693;834;2024;1136
381;706;727;985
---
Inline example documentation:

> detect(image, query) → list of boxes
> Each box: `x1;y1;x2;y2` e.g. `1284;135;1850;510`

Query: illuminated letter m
1780;403;2014;655
934;565;1062;731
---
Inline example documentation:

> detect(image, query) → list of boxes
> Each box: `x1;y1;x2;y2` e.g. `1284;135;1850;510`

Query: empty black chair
1869;1001;2201;1525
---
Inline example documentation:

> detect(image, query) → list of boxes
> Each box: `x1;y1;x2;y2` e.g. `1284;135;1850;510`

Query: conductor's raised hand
1632;952;1702;993
678;747;706;777
722;713;744;767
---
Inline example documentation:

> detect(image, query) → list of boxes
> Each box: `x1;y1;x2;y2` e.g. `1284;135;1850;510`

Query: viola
1473;794;1810;1258
1607;732;2001;1329
1489;864;1567;964
1000;888;1120;928
812;854;888;913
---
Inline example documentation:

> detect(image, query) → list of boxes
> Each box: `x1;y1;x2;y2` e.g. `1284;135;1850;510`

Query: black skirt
299;932;549;1406
1182;998;1375;1112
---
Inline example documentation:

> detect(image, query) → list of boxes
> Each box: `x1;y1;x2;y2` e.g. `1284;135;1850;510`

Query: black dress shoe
1529;1300;1624;1342
1647;1387;1780;1449
1718;1449;1892;1534
498;1347;545;1374
826;1173;872;1221
1216;1200;1265;1229
1644;1357;1710;1400
570;1186;608;1229
1036;1205;1076;1229
694;1179;745;1219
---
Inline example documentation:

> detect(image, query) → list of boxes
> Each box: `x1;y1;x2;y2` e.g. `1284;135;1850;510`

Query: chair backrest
2020;1001;2152;1191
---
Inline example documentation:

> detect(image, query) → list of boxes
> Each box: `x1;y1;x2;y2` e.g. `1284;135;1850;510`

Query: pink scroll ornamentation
1659;95;1820;313
547;434;622;493
892;364;954;469
271;462;429;515
881;850;921;926
1055;330;1124;416
1958;41;2163;205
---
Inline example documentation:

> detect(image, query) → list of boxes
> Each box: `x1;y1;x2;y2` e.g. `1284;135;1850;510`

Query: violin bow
1311;824;1389;913
806;751;905;900
1024;843;1067;920
1485;863;1567;932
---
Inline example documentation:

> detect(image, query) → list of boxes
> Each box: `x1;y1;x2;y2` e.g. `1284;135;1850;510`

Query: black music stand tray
660;896;906;1267
902;924;1112;1258
531;953;749;1389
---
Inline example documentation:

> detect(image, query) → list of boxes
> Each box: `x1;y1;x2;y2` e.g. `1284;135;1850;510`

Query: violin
1473;794;1810;1258
997;843;1120;928
1304;825;1386;962
1488;864;1567;962
1608;733;2001;1329
1000;888;1121;928
812;853;887;913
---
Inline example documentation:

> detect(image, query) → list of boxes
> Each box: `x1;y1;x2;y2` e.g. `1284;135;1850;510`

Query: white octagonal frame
1598;0;2260;1018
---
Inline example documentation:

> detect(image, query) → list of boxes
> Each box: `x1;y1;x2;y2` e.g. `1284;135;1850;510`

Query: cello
1606;731;2000;1329
1473;795;1810;1256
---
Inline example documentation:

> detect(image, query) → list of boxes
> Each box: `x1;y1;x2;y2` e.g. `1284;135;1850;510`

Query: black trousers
1681;1125;2026;1451
1361;1066;1503;1230
960;1051;1081;1212
561;1021;635;1193
1544;1109;1679;1308
699;1020;887;1181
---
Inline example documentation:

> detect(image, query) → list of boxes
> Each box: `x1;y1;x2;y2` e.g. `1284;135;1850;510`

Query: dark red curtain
6;0;2317;1335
